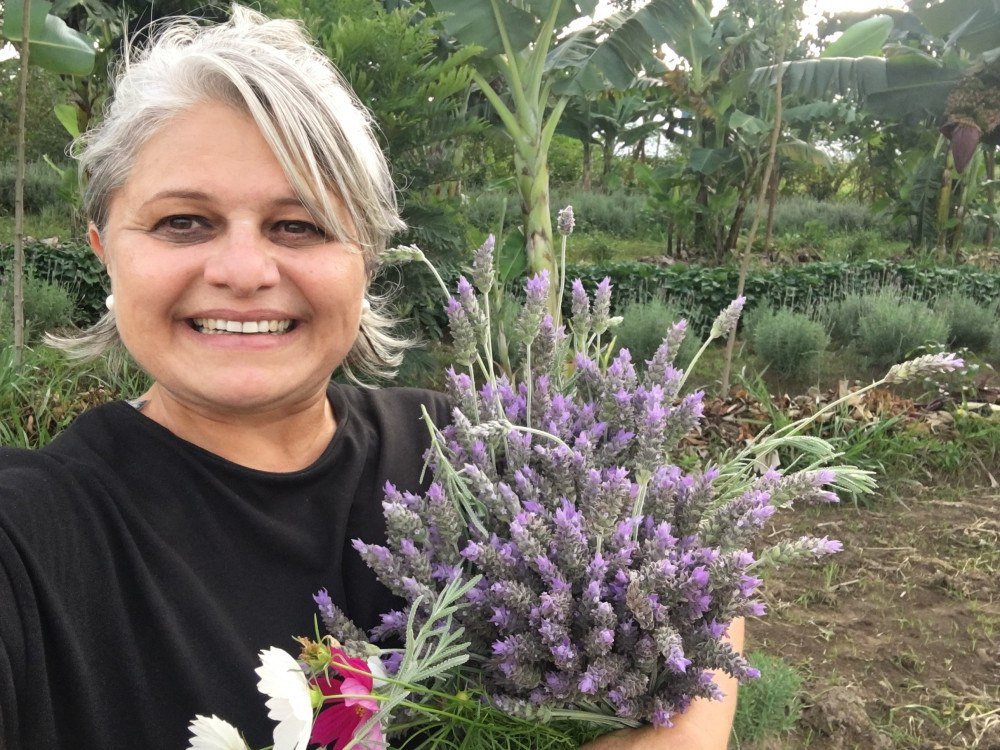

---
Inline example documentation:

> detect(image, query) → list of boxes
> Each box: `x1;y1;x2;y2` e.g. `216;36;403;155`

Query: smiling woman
0;6;452;749
86;103;370;461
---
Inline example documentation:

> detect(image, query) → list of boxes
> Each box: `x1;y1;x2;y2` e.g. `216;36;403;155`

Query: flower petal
311;704;359;746
186;715;250;750
255;647;313;750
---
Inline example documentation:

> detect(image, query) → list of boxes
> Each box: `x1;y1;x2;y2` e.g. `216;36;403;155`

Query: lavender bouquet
188;211;964;750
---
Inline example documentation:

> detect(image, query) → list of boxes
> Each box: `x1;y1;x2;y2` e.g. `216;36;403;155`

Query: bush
0;160;65;216
567;259;1000;339
757;196;882;236
462;188;655;239
820;292;873;347
732;651;803;743
749;307;829;380
934;293;997;353
0;240;107;325
612;297;699;369
0;273;77;344
855;292;948;369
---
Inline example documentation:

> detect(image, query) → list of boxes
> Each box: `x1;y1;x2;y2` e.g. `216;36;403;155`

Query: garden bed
748;486;999;749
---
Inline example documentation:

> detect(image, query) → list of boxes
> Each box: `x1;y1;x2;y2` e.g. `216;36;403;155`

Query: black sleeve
0;481;59;750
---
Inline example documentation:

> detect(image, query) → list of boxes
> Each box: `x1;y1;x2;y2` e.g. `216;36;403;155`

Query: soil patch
746;487;1000;749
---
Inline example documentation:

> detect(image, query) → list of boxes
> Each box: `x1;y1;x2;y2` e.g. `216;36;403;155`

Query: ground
744;486;1000;749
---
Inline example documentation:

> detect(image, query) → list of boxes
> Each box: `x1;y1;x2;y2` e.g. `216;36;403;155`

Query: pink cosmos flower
310;647;387;750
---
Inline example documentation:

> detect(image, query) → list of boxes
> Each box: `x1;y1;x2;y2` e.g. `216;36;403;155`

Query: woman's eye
274;221;327;244
152;215;211;239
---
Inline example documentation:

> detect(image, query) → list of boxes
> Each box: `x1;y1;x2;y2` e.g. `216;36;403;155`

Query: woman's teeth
192;318;292;334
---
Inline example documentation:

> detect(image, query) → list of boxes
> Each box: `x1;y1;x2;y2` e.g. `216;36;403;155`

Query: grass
0;205;81;244
0;344;149;448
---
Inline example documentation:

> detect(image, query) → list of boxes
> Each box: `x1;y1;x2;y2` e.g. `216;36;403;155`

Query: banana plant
426;0;699;310
754;0;1000;254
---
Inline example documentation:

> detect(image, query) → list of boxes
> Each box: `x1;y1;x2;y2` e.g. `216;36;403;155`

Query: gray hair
48;4;411;383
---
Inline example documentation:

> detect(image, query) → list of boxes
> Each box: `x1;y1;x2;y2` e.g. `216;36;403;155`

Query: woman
0;7;739;749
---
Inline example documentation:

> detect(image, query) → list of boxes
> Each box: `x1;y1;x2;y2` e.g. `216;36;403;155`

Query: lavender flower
885;352;965;383
557;205;575;236
591;278;613;335
709;296;746;339
312;257;863;735
471;234;496;293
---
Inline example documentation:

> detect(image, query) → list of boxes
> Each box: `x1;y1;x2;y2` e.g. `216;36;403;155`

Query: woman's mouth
189;318;296;334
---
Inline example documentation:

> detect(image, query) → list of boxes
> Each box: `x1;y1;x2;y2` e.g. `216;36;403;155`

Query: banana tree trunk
582;139;592;191
514;142;556;296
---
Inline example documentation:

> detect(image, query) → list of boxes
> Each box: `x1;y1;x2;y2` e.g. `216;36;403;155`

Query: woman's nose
202;224;281;296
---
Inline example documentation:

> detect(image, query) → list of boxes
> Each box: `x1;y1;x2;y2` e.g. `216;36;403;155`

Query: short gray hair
49;4;411;383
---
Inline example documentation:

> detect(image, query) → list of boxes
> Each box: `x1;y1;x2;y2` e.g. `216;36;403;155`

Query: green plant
821;291;873;347
934;293;997;353
0;240;108;324
0;272;76;344
732;651;803;743
749;307;829;380
0;160;66;216
0;344;148;448
612;297;699;370
855;293;948;369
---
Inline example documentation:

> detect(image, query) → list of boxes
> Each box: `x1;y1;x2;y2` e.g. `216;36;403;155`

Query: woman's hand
579;618;745;750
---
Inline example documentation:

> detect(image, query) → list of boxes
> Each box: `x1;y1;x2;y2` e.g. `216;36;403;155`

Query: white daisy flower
186;714;249;750
255;647;314;750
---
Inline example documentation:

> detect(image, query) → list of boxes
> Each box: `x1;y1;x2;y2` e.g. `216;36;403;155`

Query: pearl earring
361;298;371;312
105;294;115;311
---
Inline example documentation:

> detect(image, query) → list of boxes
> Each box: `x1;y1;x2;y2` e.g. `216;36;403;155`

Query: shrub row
5;240;999;353
568;259;1000;336
744;290;997;379
462;191;904;241
464;188;659;239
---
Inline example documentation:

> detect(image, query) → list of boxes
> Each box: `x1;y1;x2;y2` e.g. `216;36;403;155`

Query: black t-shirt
0;383;449;749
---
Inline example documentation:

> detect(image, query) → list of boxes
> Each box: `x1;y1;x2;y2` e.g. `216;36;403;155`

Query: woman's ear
88;223;109;267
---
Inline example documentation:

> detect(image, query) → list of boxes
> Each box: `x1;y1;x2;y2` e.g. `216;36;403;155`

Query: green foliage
732;651;802;743
464;188;655;238
0;272;76;344
547;134;584;186
759;196;885;236
855;293;948;369
568;260;1000;338
820;292;873;347
0;160;66;215
0;64;71;163
612;298;698;370
748;307;829;380
0;345;148;448
0;240;107;325
934;293;998;353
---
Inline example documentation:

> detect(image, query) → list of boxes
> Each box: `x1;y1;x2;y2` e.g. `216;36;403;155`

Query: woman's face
91;102;367;417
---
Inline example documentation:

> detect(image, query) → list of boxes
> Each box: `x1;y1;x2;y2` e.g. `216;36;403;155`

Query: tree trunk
764;163;779;253
582;139;592;191
13;0;32;366
601;137;614;191
720;24;789;393
515;142;556;309
986;148;996;250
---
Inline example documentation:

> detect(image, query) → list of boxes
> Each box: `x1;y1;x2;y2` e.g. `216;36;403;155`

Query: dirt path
746;487;1000;749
